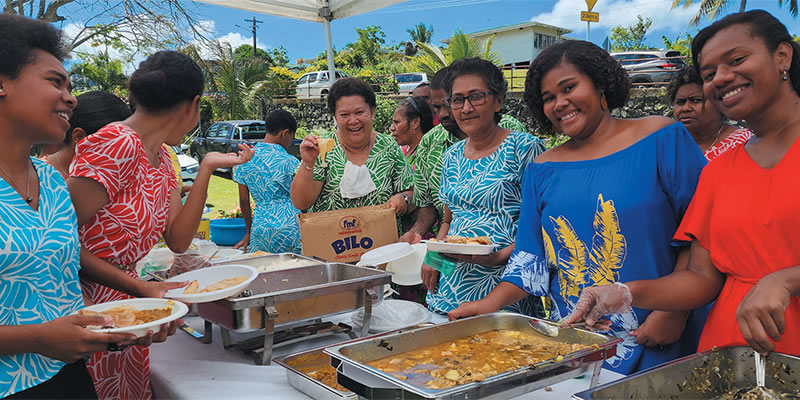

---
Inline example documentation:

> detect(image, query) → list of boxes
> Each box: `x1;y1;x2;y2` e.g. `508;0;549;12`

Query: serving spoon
754;352;780;400
528;319;586;337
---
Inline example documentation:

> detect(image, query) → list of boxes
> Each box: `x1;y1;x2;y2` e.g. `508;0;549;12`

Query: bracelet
301;162;314;171
399;192;409;204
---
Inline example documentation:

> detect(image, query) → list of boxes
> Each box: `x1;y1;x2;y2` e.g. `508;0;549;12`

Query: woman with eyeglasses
449;42;709;374
423;57;546;316
390;97;434;170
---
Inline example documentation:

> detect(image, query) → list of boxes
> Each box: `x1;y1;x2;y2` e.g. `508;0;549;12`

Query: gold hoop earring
600;92;608;111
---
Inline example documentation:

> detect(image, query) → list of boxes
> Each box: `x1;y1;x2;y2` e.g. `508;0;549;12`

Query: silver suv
610;50;686;86
295;70;350;98
394;72;428;95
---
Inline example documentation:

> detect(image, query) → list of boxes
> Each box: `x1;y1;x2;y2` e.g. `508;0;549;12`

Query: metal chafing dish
192;255;391;365
274;344;358;400
573;346;800;399
324;313;621;399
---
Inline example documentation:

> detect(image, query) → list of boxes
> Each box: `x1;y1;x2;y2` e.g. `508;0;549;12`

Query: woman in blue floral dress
424;58;546;315
234;110;302;253
0;14;136;398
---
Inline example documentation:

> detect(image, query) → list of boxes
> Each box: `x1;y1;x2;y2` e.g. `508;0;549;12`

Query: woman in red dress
566;10;800;356
67;51;253;399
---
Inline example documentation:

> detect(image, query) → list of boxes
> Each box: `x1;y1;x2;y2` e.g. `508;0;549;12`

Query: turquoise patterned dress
233;143;302;253
427;131;546;315
0;158;84;397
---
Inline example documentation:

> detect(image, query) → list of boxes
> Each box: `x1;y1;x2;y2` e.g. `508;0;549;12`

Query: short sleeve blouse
70;124;178;266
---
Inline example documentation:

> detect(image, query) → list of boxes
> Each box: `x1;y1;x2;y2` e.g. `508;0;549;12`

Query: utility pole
236;17;263;56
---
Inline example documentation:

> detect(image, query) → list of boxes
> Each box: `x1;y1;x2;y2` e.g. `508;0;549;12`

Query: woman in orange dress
566;10;800;356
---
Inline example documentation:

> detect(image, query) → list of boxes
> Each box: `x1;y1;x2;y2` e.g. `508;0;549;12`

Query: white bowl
163;264;258;303
386;243;426;286
77;298;188;338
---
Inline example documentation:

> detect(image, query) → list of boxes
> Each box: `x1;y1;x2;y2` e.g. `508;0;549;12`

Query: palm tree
412;30;500;76
673;0;797;24
407;23;434;44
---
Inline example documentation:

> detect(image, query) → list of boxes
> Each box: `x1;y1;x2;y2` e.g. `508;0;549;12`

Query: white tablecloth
150;315;624;399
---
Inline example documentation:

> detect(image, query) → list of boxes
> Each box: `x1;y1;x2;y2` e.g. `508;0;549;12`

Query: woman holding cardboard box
291;77;413;217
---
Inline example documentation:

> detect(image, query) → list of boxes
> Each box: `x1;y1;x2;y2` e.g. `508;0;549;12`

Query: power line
235;17;263;56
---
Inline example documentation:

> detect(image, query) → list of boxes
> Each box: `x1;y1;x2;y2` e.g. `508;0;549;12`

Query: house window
534;33;559;50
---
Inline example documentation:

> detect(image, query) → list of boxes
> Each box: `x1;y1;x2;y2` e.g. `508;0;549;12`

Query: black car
190;120;301;173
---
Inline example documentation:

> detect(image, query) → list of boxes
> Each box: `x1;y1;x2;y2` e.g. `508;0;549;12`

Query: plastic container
386;243;426;285
209;218;246;246
423;251;458;276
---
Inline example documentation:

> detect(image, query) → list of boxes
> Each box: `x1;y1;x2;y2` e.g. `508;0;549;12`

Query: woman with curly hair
568;10;800;358
449;41;707;374
667;67;752;160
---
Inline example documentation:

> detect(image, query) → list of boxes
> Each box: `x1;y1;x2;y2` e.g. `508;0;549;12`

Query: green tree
349;25;386;68
609;15;653;51
234;45;272;65
407;23;434;44
662;32;695;58
68;51;128;93
412;30;500;76
671;0;797;24
269;46;290;67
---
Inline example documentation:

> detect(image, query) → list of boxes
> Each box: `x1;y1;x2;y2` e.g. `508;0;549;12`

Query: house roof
443;21;572;43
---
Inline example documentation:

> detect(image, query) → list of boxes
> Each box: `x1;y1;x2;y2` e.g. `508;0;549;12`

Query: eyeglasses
447;91;492;110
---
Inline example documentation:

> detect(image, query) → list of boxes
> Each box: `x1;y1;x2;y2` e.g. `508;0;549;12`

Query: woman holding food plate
290;77;413;222
422;58;546;316
67;51;253;400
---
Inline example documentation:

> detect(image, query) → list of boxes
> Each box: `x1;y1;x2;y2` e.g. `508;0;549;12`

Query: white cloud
187;19;271;60
532;0;701;37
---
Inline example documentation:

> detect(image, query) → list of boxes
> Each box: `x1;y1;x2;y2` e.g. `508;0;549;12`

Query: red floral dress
70;124;178;400
704;128;753;161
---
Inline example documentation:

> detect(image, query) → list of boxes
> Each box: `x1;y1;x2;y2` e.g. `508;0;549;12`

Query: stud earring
783;69;789;81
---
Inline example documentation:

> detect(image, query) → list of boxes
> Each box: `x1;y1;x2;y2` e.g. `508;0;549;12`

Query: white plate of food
421;236;496;255
163;264;258;303
76;298;189;337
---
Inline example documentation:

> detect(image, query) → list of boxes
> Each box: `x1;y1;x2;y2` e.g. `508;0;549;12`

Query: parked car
173;144;199;182
610;50;686;86
394;72;428;95
295;70;350;98
190;120;302;174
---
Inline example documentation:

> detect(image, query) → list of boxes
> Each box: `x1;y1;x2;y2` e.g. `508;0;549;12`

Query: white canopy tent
194;0;407;85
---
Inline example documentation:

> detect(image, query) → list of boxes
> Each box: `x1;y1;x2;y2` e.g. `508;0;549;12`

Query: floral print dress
70;124;178;400
0;159;84;397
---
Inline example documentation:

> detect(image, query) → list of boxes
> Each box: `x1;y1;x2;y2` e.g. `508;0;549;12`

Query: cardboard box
298;205;398;263
195;219;210;240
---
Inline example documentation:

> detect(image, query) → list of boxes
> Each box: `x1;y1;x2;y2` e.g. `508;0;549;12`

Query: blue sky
61;0;800;68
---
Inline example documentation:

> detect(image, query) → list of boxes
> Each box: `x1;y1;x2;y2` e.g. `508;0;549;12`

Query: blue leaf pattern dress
233;143;302;253
501;123;707;374
0;158;83;397
427;130;546;315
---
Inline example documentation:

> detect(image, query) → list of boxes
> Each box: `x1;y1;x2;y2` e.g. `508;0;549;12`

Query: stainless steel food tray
211;252;323;268
197;262;391;364
274;344;358;400
573;346;800;399
324;313;621;399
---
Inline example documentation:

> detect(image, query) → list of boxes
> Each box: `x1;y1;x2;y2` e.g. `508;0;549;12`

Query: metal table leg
260;305;279;365
361;288;378;337
589;359;603;388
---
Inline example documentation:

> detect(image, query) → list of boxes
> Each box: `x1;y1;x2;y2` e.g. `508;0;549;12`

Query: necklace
707;123;726;151
0;160;33;202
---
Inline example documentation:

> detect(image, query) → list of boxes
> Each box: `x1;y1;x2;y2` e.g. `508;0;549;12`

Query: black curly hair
327;77;376;114
525;40;630;134
0;14;66;79
264;109;297;135
397;97;434;134
65;91;132;145
665;67;703;104
692;9;800;96
128;50;204;112
445;57;507;123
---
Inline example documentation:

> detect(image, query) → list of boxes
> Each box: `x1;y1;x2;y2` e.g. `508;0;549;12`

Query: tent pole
321;2;336;85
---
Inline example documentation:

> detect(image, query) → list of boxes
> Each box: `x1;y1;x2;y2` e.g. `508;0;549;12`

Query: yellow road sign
581;11;599;22
585;0;598;11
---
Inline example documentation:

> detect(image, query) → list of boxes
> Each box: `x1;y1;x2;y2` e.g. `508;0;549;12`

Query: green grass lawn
202;172;241;219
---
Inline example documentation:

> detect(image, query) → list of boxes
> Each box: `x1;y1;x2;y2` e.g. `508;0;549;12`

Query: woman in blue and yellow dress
424;57;546;315
449;41;708;374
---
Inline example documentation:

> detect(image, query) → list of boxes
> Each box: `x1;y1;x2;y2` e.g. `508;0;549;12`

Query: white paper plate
76;298;189;337
351;300;431;333
163;264;258;303
209;248;244;263
421;240;496;255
